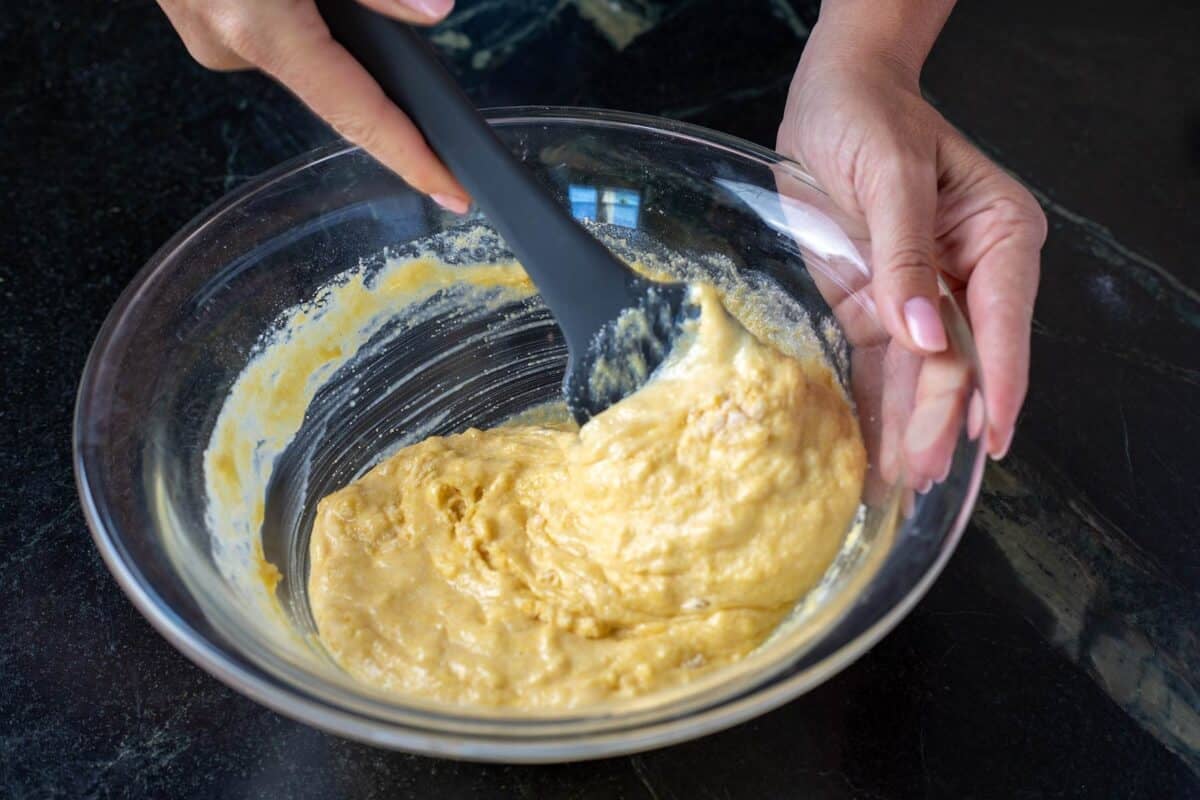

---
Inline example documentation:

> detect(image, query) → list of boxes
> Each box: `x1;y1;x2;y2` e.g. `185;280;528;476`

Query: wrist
798;0;955;89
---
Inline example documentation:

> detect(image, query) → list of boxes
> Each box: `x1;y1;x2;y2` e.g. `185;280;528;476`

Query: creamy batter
308;283;866;710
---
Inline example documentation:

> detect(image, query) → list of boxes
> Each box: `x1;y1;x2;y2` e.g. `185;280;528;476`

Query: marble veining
973;458;1200;774
2;0;1197;796
436;0;668;72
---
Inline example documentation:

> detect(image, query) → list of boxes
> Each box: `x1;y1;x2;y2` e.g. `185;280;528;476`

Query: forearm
802;0;956;82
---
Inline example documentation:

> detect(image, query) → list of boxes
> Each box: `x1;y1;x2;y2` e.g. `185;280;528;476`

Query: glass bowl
74;107;985;762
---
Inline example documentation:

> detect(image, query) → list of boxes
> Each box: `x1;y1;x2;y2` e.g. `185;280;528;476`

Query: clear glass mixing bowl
74;108;986;762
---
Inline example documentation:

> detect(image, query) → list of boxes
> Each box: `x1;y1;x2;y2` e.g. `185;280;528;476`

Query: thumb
863;163;947;353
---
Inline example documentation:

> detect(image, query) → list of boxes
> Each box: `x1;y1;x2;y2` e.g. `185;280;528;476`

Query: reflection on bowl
74;108;986;762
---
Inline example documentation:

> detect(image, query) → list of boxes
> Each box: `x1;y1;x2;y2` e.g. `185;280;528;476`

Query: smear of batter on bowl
203;240;535;625
308;280;866;709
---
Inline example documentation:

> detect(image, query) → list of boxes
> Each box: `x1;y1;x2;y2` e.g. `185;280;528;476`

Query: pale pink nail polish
407;0;454;19
990;427;1016;461
903;296;948;353
904;393;956;454
936;456;951;483
967;389;986;441
431;193;470;215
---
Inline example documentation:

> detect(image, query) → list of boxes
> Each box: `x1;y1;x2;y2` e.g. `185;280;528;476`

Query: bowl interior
75;108;986;759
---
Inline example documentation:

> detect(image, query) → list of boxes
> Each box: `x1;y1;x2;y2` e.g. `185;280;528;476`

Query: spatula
315;0;695;422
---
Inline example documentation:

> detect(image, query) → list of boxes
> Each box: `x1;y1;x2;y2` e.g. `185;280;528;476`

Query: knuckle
159;1;245;70
879;138;934;180
884;238;935;279
189;45;245;71
329;112;383;153
991;185;1049;245
862;155;909;200
290;4;334;42
211;7;260;59
1019;199;1049;245
327;86;384;141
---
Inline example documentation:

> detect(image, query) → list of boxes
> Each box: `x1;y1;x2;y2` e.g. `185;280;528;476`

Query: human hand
776;38;1046;461
157;0;470;213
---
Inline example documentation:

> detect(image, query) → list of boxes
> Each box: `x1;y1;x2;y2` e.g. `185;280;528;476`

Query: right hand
158;0;471;213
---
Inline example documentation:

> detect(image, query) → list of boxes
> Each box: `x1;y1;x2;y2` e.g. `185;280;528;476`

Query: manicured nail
904;393;956;455
990;427;1015;461
431;193;470;215
879;441;899;484
405;0;454;19
936;455;952;483
967;389;985;441
903;297;948;352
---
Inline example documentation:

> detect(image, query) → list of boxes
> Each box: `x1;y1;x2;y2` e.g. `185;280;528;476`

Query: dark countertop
2;0;1198;797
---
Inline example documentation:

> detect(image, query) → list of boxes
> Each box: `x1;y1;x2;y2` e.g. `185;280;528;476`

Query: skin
157;0;470;212
158;0;1046;458
778;0;1046;460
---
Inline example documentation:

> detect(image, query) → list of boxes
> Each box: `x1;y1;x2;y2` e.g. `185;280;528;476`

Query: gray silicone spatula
315;0;695;422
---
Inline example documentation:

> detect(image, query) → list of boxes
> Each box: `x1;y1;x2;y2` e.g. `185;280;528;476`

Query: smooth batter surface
309;284;865;710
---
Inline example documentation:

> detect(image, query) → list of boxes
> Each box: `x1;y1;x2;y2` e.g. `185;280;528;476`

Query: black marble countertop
2;0;1198;796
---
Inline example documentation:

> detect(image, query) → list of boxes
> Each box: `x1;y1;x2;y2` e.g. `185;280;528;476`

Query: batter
309;283;865;710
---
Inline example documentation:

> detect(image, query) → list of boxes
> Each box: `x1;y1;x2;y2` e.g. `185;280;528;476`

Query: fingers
158;1;468;209
965;207;1044;458
878;341;920;487
932;133;1045;459
902;337;970;486
356;0;455;25
768;161;886;348
862;161;948;356
245;4;469;208
847;345;891;506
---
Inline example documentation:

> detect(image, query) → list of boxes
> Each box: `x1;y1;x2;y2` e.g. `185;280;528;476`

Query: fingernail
879;442;899;484
990;427;1015;461
936;455;952;483
431;193;470;215
903;297;948;353
405;0;454;19
904;393;956;455
967;390;985;441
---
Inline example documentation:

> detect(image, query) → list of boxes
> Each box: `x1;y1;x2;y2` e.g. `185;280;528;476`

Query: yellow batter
309;284;865;710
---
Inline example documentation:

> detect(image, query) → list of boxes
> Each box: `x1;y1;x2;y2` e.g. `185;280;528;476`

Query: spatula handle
315;0;634;348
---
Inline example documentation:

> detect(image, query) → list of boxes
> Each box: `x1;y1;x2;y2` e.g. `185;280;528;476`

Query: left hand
777;47;1046;460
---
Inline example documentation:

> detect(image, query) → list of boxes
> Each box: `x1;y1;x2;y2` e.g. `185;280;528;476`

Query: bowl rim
74;105;983;762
